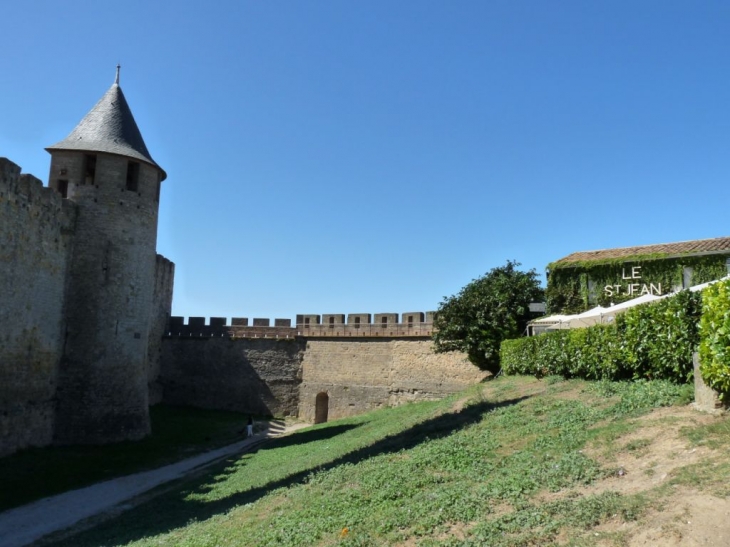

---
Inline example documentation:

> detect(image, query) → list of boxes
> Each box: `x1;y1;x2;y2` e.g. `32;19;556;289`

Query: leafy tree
432;260;544;373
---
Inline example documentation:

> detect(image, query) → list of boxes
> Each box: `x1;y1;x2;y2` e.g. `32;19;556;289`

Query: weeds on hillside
49;377;695;547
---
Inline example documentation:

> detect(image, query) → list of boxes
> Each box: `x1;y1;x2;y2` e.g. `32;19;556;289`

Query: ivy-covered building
546;237;730;314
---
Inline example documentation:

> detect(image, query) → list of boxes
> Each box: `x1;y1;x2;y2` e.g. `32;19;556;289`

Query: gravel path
0;421;308;547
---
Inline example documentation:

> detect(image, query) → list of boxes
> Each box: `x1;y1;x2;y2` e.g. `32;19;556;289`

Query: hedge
501;289;703;383
699;278;730;399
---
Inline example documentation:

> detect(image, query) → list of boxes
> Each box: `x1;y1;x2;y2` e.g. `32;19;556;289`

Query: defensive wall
298;338;487;422
165;311;436;338
0;158;173;457
160;314;488;423
0;156;477;456
147;256;175;405
160;337;306;417
0;158;76;456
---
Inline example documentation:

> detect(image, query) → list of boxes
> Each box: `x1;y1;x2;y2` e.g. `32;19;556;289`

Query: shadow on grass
261;423;364;450
60;395;532;546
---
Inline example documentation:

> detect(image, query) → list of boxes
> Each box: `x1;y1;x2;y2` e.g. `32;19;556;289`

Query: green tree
433;260;544;373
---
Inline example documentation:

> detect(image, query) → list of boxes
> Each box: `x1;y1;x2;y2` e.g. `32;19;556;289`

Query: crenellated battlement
165;311;436;339
0;158;76;231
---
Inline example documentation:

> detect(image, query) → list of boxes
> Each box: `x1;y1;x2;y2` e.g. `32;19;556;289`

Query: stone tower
46;68;167;444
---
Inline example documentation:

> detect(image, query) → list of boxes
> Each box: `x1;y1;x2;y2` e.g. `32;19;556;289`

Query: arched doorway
314;392;329;424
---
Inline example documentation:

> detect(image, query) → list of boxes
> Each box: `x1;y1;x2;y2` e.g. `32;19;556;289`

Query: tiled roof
552;237;730;267
46;81;166;180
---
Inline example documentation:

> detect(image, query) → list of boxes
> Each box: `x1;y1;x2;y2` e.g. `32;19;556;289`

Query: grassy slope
41;375;730;547
0;405;252;511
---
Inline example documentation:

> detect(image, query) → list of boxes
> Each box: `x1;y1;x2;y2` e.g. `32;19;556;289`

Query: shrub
618;289;702;382
570;324;624;380
699;278;730;399
501;290;702;383
433;261;543;373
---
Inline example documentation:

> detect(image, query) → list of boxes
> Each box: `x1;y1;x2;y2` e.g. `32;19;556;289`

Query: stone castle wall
148;256;175;405
159;332;487;423
0;157;174;457
165;312;437;339
0;154;482;456
0;158;76;456
298;338;487;422
159;338;306;416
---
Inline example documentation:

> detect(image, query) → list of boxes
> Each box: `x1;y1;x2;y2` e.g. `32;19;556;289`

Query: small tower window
83;154;96;185
57;180;68;198
354;316;361;329
381;316;388;327
329;317;335;329
126;161;139;192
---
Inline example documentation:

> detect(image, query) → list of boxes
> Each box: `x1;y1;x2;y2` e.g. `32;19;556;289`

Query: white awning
531;274;730;334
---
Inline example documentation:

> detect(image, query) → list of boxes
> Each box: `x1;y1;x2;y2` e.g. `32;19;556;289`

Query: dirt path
0;421;309;547
533;404;730;546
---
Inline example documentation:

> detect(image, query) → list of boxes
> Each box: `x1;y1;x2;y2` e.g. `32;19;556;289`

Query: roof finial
115;64;121;85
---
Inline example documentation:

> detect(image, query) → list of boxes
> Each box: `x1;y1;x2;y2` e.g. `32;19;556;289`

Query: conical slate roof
47;74;166;180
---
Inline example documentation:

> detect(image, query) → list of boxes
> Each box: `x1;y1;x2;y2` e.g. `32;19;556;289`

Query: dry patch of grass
583;407;717;495
622;491;730;546
530;402;730;546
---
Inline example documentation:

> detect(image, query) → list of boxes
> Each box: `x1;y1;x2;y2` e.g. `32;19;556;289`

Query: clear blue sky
2;1;730;322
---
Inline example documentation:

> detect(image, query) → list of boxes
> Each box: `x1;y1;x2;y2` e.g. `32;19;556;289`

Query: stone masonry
159;317;488;423
0;159;76;455
160;338;306;417
0;71;174;457
298;338;488;422
1;72;487;457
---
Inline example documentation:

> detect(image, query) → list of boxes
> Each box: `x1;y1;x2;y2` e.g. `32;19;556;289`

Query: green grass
42;376;700;547
0;404;252;511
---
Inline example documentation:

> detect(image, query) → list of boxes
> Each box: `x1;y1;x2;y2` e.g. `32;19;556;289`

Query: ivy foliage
699;279;730;399
432;261;544;374
501;290;703;383
546;254;729;315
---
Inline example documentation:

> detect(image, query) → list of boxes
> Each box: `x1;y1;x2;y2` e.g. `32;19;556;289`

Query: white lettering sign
621;266;642;280
603;265;663;298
